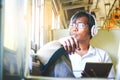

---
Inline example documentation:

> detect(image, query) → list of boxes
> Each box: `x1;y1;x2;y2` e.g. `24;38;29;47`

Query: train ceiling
53;0;120;30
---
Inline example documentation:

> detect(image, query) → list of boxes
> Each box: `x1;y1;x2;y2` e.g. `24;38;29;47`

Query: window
31;0;44;51
52;0;60;29
4;0;18;50
52;10;60;29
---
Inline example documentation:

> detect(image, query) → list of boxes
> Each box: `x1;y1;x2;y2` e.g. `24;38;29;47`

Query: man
36;11;115;78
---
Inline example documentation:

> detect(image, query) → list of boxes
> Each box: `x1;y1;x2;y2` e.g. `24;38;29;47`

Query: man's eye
77;23;85;28
72;24;75;27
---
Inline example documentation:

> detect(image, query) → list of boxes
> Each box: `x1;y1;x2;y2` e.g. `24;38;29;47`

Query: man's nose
73;26;79;31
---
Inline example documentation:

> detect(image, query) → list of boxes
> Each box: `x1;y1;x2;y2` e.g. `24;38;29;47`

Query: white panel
116;40;120;80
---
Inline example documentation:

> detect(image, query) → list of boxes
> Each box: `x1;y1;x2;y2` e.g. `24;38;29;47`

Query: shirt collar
87;45;96;55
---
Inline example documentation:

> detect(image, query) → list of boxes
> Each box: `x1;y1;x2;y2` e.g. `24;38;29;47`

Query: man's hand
81;70;90;77
58;36;78;54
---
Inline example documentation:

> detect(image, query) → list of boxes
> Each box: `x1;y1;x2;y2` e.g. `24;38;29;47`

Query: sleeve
104;51;115;78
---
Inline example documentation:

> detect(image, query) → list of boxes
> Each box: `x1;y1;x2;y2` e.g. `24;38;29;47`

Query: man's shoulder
90;45;107;54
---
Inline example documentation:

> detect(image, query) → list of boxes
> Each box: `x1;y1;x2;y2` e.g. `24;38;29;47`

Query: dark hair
69;11;96;38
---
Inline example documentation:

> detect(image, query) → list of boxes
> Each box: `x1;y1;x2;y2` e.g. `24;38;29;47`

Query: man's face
69;16;90;41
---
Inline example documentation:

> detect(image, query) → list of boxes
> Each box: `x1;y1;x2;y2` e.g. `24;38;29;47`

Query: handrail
103;0;117;29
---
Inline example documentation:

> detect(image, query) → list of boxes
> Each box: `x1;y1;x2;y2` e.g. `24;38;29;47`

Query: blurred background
0;0;120;80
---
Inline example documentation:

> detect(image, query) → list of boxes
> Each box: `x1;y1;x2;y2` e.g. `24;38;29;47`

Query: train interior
0;0;120;80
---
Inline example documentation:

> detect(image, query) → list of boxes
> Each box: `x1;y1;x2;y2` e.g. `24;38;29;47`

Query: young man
36;11;115;78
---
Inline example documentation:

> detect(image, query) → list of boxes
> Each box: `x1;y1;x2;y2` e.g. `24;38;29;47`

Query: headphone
69;11;98;37
89;12;98;37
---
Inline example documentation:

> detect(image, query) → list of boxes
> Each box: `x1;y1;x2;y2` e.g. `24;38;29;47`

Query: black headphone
69;11;98;37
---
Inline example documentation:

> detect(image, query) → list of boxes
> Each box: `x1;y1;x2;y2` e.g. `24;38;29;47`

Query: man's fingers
71;37;77;52
67;39;72;53
58;36;78;54
64;41;68;51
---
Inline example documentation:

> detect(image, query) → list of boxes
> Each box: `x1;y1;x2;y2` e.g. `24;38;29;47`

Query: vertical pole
0;0;4;80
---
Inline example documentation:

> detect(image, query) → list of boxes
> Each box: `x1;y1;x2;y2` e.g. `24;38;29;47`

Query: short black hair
69;11;96;38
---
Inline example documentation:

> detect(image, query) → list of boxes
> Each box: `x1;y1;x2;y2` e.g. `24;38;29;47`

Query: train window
31;0;44;51
52;0;60;29
3;0;29;79
4;0;18;50
52;10;60;29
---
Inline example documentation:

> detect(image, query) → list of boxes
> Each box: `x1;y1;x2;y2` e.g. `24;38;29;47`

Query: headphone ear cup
91;25;98;37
